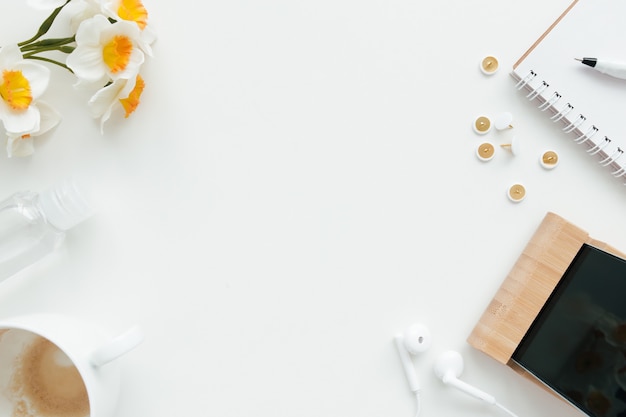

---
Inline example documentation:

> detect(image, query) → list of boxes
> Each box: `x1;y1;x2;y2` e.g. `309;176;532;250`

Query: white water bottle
0;180;93;281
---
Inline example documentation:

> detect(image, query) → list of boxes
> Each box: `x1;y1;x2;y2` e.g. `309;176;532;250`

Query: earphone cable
495;402;519;417
414;391;422;417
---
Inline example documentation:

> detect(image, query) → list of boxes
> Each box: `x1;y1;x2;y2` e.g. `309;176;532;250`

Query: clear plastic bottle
0;180;93;281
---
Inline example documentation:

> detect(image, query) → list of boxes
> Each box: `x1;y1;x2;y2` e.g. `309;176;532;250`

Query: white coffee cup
0;313;143;417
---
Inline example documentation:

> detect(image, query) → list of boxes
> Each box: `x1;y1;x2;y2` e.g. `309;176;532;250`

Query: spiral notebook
512;0;626;183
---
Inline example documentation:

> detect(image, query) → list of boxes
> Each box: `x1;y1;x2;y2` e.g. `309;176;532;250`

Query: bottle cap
39;180;94;231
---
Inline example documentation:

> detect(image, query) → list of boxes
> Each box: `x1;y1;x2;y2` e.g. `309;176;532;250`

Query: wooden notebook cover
467;212;625;365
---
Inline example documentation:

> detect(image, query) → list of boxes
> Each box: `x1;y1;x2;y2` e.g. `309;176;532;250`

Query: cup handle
89;326;144;367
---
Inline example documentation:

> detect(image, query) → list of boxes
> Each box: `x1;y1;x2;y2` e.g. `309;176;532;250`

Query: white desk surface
0;0;621;416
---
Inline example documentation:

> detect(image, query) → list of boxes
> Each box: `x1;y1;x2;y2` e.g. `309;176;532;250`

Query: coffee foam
0;330;90;417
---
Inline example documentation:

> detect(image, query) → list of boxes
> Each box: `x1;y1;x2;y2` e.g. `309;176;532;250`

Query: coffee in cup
6;330;89;417
0;314;143;417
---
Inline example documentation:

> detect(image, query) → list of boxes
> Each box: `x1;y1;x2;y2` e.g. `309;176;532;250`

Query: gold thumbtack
476;142;495;161
500;136;519;156
540;150;559;169
480;56;499;75
494;112;514;130
473;116;491;134
507;183;526;203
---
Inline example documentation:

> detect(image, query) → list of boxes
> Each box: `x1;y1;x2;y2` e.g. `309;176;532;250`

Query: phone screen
512;244;626;417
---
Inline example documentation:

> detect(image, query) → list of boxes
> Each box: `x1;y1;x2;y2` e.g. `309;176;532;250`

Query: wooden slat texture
467;212;625;364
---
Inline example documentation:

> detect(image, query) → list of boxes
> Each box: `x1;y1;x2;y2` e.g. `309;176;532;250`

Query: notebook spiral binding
513;69;626;183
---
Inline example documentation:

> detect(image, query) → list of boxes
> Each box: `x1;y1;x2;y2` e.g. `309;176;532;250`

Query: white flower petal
88;80;125;118
34;101;61;136
6;135;35;158
67;46;106;82
67;0;102;31
103;19;141;40
142;25;158;47
5;101;60;157
0;44;24;68
13;61;50;99
136;35;152;57
82;0;105;11
88;76;139;132
1;105;40;136
101;0;119;17
26;0;66;9
75;14;111;46
88;78;127;132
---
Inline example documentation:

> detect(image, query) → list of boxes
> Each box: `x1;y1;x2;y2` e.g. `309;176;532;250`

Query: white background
0;0;623;416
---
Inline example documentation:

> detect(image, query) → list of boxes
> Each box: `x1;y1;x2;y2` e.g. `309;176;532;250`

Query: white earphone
394;323;432;392
394;323;432;416
394;327;518;417
433;350;496;403
433;350;518;417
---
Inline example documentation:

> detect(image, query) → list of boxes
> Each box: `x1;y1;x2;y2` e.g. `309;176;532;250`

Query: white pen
575;57;626;80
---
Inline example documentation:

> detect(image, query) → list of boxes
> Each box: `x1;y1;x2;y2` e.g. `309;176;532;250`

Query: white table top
0;0;620;416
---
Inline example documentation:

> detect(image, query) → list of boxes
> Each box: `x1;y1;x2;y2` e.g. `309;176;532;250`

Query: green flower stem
22;45;74;57
18;0;72;47
15;1;77;76
20;35;76;74
24;55;73;72
20;36;76;52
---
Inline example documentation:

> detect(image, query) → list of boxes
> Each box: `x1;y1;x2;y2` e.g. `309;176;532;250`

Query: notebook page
511;0;626;177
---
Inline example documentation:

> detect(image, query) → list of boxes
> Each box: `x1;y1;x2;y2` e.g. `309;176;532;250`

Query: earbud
433;350;496;405
394;323;432;392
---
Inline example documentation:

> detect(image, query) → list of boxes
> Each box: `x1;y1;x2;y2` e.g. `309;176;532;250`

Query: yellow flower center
0;70;32;111
120;75;145;117
103;35;133;74
117;0;148;30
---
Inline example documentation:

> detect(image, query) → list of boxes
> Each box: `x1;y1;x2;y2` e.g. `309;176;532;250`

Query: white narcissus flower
6;101;61;157
67;0;104;31
69;0;156;48
88;74;145;132
102;0;157;47
0;44;51;136
66;14;150;87
26;0;66;9
102;0;148;28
